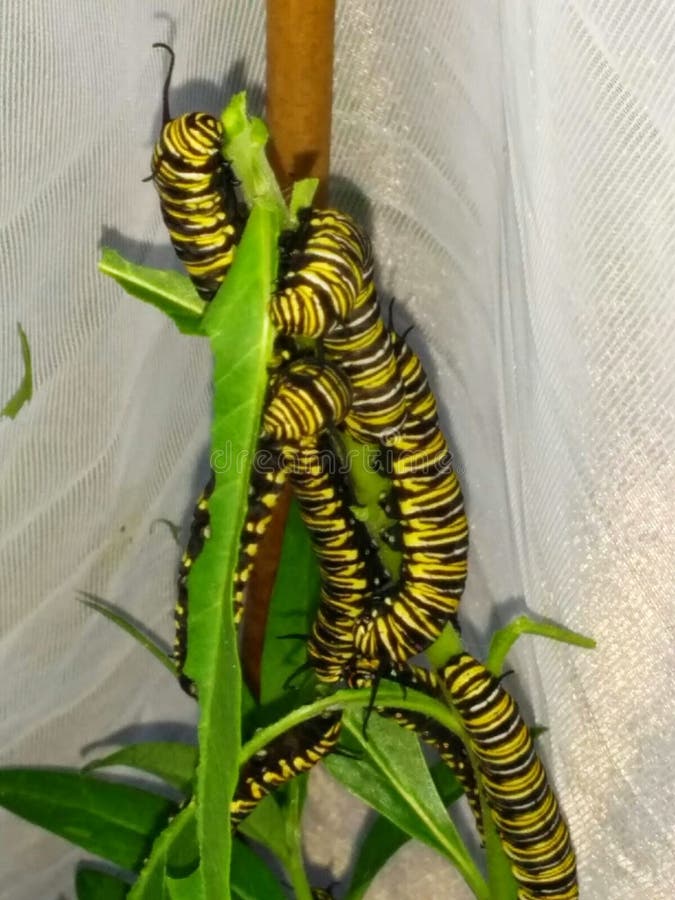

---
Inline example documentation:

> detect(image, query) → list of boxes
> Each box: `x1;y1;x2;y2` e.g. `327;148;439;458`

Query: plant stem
284;781;314;900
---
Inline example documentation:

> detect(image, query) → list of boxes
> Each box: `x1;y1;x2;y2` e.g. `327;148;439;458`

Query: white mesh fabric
1;1;673;898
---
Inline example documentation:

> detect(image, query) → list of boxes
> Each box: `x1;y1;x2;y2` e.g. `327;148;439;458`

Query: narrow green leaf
166;866;205;900
344;756;467;900
99;250;206;334
83;743;197;794
288;179;319;224
128;800;197;900
77;592;176;676
186;203;280;900
1;323;33;418
337;433;399;577
487;615;596;676
326;712;488;900
426;623;463;669
0;769;173;870
482;799;518;900
221;93;286;213
259;499;321;708
237;796;288;865
76;867;131;900
231;840;287;900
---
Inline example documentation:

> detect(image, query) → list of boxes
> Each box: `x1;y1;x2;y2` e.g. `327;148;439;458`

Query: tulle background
1;2;673;897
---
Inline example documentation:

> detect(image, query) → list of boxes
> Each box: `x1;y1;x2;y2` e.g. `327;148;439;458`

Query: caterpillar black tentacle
150;43;243;300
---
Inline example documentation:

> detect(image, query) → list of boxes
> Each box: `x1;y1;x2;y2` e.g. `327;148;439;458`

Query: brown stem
240;0;336;697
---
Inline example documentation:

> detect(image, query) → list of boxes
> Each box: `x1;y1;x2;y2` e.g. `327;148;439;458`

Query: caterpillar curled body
442;654;578;900
230;711;342;830
271;208;408;444
150;43;242;301
353;329;468;664
174;471;215;697
294;435;389;683
271;208;372;338
261;358;390;681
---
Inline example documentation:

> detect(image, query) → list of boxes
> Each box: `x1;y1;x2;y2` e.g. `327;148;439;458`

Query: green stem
238;686;464;765
487;615;596;676
284;781;313;900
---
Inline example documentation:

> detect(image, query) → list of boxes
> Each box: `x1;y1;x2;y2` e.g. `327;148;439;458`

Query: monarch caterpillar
271;208;408;444
174;471;215;697
271;208;372;338
353;328;468;664
232;441;288;624
299;434;390;683
231;711;342;830
150;43;242;300
260;359;390;682
441;654;578;900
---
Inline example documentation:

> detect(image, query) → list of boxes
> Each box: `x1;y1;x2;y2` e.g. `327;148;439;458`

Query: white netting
1;1;673;897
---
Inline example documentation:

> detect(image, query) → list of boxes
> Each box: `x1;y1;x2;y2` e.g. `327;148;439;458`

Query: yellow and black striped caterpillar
260;357;391;682
150;43;242;301
442;654;578;900
271;212;467;663
271;208;408;445
352;328;468;665
174;471;215;697
232;441;288;624
230;710;342;830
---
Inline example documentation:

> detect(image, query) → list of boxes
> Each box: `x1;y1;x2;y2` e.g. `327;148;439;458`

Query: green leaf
426;623;463;669
1;323;33;418
343;756;465;900
0;769;173;870
166;866;205;900
237;796;288;864
482;799;518;900
486;614;596;676
83;743;198;794
76;867;131;900
98;250;206;334
326;712;488;900
221;93;286;214
77;592;176;676
259;499;321;709
337;433;400;578
288;179;319;224
186;202;280;900
231;840;287;900
345;755;468;900
128;800;198;900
